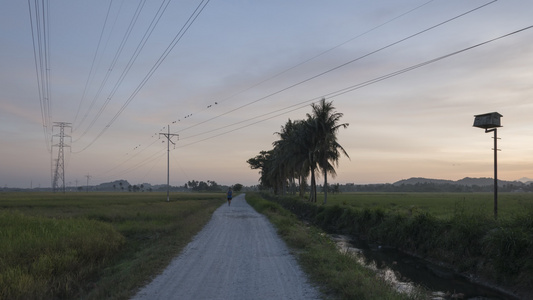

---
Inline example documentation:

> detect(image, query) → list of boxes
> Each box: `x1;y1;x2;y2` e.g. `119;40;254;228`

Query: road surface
131;194;321;300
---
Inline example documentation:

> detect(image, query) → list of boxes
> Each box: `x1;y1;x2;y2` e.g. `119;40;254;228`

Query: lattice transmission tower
52;122;71;192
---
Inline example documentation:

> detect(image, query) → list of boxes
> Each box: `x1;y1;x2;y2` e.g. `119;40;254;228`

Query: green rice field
322;192;533;219
0;192;225;300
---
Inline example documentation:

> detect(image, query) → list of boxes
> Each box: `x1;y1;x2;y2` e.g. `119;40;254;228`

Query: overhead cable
74;0;211;153
176;24;533;149
28;0;52;152
74;0;147;141
73;0;114;127
176;0;439;133
75;0;173;138
175;0;497;136
95;0;441;177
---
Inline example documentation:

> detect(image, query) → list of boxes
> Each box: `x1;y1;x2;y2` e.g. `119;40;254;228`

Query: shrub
482;226;532;277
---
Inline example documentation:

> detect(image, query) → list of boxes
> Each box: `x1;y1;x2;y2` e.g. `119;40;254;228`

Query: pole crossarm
159;133;179;145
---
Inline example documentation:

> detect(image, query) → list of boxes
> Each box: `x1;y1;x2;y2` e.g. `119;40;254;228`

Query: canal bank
330;234;519;300
258;193;532;299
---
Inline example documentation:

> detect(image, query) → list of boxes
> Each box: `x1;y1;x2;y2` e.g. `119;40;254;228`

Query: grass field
2;191;531;299
0;192;225;300
322;192;533;220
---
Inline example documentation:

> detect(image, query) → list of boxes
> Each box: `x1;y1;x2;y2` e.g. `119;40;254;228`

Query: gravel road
131;194;321;300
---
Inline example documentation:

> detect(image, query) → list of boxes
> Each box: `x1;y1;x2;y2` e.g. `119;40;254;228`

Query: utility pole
85;174;91;193
52;122;71;193
159;125;178;202
473;112;502;220
485;128;501;219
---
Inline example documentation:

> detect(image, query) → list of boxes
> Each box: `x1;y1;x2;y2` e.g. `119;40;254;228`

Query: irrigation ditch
329;234;517;299
258;193;530;300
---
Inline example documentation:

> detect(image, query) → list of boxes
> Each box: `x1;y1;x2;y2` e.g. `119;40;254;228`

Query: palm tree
273;119;300;195
247;150;276;191
303;117;320;202
273;119;312;198
291;120;312;199
269;147;287;195
247;99;348;202
307;98;349;204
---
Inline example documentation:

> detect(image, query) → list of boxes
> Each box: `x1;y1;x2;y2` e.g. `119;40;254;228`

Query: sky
1;0;533;189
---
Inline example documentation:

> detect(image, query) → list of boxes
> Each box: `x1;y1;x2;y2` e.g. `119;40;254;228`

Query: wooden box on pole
473;112;502;219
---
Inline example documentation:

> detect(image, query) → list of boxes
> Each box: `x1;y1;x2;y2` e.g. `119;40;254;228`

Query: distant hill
95;180;131;191
456;177;497;186
337;176;530;193
517;177;533;184
393;177;521;187
393;178;454;186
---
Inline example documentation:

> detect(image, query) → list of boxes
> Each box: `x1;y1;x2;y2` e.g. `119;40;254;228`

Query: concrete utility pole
473;112;502;220
486;128;501;219
85;174;91;193
159;125;179;202
52;122;71;193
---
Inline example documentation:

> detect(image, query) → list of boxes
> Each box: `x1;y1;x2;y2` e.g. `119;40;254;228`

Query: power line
99;149;167;182
74;0;211;153
91;22;532;185
175;0;439;133
73;0;114;127
79;0;172;137
74;0;127;131
100;138;160;176
175;24;533;149
28;0;52;152
92;1;500;178
86;0;442;178
78;1;502;179
174;0;497;136
74;0;148;140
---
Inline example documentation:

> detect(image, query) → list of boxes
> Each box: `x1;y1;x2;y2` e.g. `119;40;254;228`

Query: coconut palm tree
291;120;312;199
273;119;302;195
306;118;320;202
247;150;275;191
307;98;349;204
273;119;313;198
247;99;348;202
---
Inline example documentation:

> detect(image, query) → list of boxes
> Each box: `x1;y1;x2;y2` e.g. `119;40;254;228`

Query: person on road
226;187;233;206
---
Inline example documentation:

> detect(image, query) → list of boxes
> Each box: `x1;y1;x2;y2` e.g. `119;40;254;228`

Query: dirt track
131;194;321;300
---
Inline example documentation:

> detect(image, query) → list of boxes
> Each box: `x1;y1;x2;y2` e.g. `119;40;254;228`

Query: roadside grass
263;192;533;298
245;192;422;300
0;192;225;300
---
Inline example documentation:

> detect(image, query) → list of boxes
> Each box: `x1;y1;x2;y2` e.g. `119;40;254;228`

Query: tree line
247;99;349;204
340;182;533;193
184;180;242;192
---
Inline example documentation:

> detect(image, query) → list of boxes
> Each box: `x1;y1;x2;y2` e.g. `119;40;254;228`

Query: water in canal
330;234;518;300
